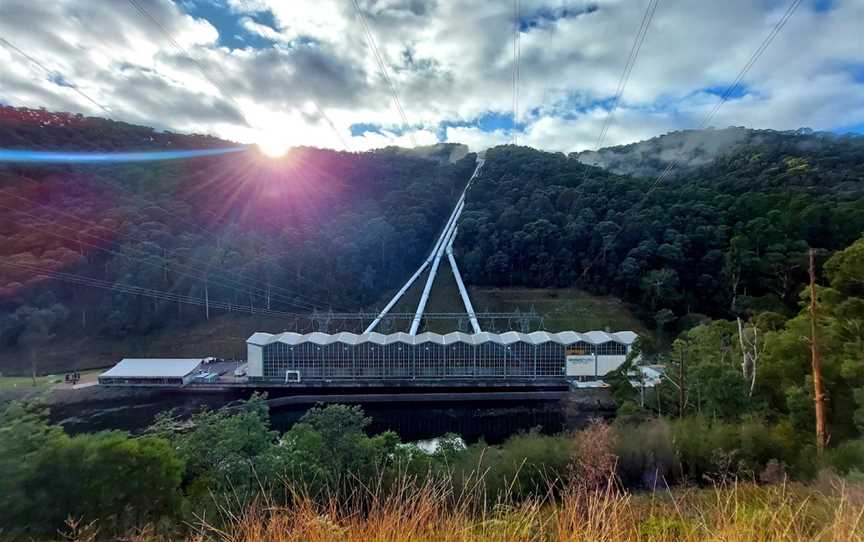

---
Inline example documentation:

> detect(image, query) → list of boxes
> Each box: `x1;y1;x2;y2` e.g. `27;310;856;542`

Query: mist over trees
459;133;864;328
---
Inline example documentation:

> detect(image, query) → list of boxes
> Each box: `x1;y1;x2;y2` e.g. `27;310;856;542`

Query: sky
0;0;862;154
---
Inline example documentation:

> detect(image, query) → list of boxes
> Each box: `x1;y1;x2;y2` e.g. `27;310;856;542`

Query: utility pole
808;249;828;453
204;275;210;321
678;343;687;418
678;345;685;418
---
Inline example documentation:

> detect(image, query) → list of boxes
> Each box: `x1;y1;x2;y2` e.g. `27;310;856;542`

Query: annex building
246;330;637;385
98;358;202;387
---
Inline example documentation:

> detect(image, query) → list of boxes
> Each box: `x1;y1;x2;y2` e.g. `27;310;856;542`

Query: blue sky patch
350;123;385;137
522;4;598;31
702;84;751;100
181;1;279;50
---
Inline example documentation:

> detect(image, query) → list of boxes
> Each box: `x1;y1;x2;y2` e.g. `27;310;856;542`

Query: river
48;388;608;444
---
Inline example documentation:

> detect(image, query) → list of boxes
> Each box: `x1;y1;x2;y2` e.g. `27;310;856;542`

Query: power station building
246;330;637;385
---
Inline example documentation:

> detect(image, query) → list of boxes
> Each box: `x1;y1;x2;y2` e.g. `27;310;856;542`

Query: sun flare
257;139;289;158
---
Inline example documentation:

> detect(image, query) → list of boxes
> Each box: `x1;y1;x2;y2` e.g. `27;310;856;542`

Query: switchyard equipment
246;330;636;386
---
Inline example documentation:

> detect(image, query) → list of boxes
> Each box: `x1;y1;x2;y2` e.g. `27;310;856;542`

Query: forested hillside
458;131;864;329
572;126;840;178
0;107;475;368
3;106;864;374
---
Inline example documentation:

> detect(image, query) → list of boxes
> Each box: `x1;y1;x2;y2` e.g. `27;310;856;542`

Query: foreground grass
0;374;55;389
88;479;862;542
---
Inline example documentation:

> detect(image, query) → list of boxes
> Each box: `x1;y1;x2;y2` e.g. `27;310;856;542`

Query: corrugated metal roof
247;330;638;347
100;358;201;378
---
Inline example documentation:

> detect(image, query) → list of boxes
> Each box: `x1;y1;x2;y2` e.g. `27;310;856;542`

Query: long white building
246;330;637;384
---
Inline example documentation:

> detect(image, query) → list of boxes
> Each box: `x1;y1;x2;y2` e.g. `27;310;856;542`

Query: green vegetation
2;398;862;540
460;136;864;329
387;270;647;334
3;109;864;539
600;235;864;447
0;374;55;389
0;106;476;374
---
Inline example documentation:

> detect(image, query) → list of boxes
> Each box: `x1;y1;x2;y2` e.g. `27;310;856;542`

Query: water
50;389;601;445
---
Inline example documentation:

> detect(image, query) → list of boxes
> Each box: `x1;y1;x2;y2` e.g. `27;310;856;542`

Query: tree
148;393;279;502
0;401;183;538
15;303;69;382
282;404;400;486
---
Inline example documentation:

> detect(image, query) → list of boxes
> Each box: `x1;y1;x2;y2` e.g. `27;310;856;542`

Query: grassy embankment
97;480;863;541
388;265;647;335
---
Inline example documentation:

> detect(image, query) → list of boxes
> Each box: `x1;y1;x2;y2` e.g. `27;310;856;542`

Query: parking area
191;360;247;384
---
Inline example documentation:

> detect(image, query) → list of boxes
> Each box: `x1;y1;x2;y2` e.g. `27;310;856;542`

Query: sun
257;138;289;158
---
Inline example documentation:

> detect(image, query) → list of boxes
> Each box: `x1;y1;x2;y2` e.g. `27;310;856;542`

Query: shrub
614;418;680;488
826;439;864;475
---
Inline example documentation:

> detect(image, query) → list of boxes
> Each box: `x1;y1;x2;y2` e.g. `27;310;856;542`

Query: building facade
98;358;202;387
246;330;637;384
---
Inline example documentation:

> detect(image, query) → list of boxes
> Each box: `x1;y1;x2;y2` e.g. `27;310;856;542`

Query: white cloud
1;0;862;152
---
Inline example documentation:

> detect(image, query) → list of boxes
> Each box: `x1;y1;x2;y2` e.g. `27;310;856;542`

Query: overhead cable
350;0;416;146
579;0;804;279
0;37;111;115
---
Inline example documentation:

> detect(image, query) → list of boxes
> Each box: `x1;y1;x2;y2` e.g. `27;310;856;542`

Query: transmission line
584;0;659;168
0;185;347;310
125;0;251;127
0;201;343;313
311;98;351;152
579;0;804;279
512;0;521;145
0;37;111;115
350;0;416;146
0;261;297;321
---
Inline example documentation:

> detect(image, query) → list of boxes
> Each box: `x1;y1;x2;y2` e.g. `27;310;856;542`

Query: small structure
98;358;202;387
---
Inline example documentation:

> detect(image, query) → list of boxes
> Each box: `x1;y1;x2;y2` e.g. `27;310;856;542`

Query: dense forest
459;132;864;329
0;106;475;369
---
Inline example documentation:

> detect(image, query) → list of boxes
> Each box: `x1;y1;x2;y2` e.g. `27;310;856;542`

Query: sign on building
565;346;596;377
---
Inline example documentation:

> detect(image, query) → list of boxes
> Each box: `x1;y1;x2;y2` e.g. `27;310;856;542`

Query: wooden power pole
808;249;828;453
678;347;685;418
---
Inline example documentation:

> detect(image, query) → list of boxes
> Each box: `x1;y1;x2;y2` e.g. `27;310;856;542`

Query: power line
512;0;521;145
311;98;351;152
586;0;659;164
0;260;297;321
0;184;347;310
0;201;341;313
269;48;350;152
0;37;111;115
641;0;803;197
125;0;250;126
579;0;803;280
350;0;416;146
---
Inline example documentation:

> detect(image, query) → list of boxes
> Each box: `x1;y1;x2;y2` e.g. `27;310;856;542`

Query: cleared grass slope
386;265;647;334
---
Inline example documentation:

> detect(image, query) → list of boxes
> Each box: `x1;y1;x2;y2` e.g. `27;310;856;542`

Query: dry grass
174;475;863;542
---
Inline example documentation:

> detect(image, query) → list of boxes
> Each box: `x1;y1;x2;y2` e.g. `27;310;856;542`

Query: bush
614;418;681;488
665;416;805;483
438;431;574;501
825;439;864;475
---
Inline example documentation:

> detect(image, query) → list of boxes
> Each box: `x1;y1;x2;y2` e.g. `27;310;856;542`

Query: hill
3;107;864;372
458;134;864;331
0;106;477;372
572;125;861;178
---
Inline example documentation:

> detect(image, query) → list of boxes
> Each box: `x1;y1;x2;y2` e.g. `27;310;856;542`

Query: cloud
1;0;862;152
